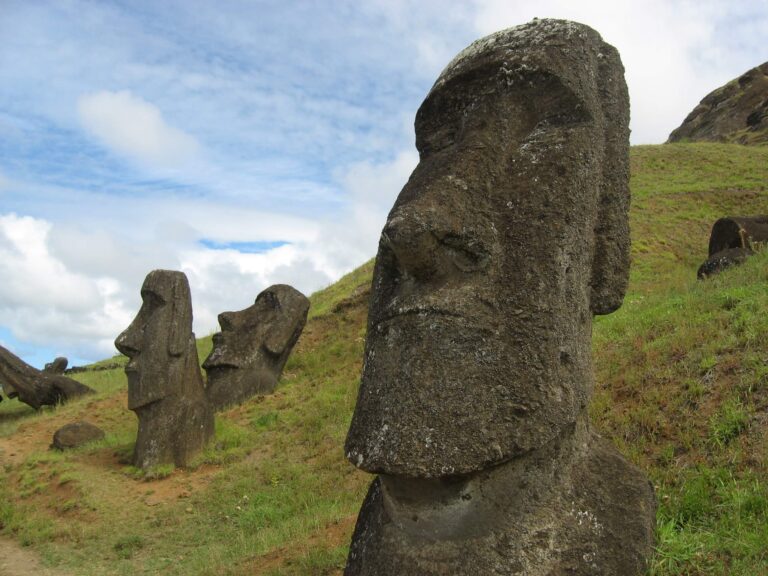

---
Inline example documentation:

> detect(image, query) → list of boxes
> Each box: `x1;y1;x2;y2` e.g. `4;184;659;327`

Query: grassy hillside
1;143;767;575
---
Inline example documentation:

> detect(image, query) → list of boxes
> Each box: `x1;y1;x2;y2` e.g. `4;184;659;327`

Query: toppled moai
43;356;68;374
203;285;309;411
0;346;93;409
698;216;768;279
115;270;213;469
344;19;656;575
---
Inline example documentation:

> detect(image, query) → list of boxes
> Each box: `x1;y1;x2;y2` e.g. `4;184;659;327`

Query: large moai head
203;284;309;410
345;19;631;478
115;270;196;410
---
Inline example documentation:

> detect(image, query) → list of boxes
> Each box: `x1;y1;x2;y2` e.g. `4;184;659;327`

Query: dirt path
0;536;66;576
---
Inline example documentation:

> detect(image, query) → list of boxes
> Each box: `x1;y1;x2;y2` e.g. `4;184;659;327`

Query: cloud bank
78;90;200;170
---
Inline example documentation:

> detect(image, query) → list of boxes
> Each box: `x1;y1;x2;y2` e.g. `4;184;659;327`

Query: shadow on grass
0;400;38;436
0;401;36;421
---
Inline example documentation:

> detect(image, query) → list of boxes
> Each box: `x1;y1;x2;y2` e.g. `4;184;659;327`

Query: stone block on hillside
707;215;768;255
696;215;768;279
51;421;105;450
0;346;93;409
697;247;753;279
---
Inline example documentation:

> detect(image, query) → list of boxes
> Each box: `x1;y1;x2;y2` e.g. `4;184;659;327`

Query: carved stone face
115;270;193;410
345;20;630;477
202;284;309;410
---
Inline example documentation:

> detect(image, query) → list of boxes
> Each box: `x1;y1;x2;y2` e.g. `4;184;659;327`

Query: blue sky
1;0;766;367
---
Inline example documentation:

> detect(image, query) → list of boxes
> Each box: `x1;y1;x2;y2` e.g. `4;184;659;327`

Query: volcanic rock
51;421;105;450
668;62;768;144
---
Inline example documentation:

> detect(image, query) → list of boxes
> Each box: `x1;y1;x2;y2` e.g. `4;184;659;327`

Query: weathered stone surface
346;420;655;575
344;19;655;575
51;421;105;450
668;62;768;145
43;357;68;374
0;346;93;409
115;270;213;469
697;247;753;279
203;284;309;411
707;215;768;255
346;18;631;477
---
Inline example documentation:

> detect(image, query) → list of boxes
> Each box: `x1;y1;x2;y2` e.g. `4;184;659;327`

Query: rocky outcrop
668;62;768;144
344;19;655;576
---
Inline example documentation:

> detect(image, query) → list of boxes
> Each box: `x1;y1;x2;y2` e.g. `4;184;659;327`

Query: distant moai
344;19;656;575
203;284;309;411
115;270;213;469
43;356;68;374
0;346;92;409
698;215;768;278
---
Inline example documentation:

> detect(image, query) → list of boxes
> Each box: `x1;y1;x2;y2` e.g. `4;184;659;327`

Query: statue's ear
264;316;299;356
590;43;630;316
167;274;191;356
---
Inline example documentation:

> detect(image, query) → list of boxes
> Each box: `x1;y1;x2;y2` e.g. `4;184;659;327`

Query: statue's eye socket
140;290;166;311
437;233;491;273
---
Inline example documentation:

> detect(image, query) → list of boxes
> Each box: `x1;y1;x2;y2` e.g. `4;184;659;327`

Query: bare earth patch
0;536;68;576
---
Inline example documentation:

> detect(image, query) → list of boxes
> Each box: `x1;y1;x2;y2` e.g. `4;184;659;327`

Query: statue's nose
115;322;140;358
382;203;492;281
218;311;236;331
381;211;441;280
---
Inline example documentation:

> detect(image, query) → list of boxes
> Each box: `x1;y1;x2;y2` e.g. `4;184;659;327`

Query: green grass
0;142;767;574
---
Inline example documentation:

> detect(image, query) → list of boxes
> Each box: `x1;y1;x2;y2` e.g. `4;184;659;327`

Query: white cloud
0;146;416;363
78;90;200;170
471;0;752;144
179;244;334;335
0;213;132;359
162;200;322;245
340;150;418;217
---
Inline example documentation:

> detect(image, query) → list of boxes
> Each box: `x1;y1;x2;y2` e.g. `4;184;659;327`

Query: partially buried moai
202;284;309;411
344;19;656;575
115;270;213;469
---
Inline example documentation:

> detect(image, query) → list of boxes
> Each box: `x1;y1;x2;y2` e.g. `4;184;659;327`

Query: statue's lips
372;296;498;332
124;359;139;373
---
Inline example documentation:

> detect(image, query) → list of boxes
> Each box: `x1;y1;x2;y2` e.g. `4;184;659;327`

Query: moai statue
43;356;68;374
203;285;309;411
0;346;92;409
698;215;768;278
707;215;768;255
344;19;656;575
115;270;213;469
